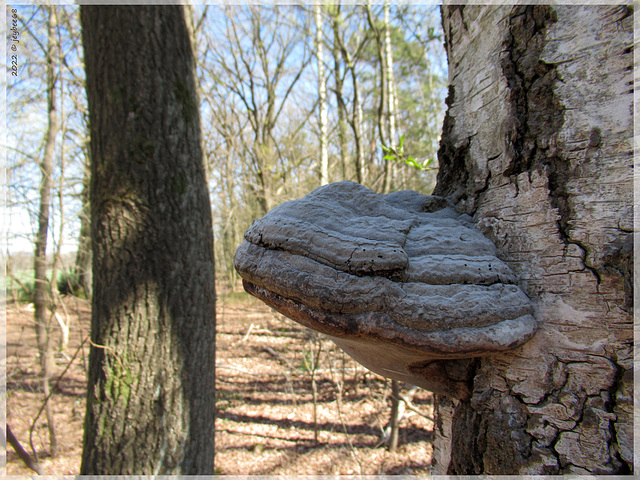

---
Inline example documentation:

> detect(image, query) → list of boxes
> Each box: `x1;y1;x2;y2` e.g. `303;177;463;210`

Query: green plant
381;133;437;171
57;268;87;298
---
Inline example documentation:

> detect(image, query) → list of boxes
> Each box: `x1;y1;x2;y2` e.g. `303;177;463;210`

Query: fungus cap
234;181;539;398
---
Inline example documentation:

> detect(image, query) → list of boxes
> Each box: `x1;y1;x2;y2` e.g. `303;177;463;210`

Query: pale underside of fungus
234;181;538;399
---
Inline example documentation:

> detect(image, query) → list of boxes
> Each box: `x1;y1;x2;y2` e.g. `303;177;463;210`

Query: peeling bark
434;5;633;474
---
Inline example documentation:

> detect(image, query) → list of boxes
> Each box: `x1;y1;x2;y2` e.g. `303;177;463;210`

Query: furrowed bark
80;6;216;474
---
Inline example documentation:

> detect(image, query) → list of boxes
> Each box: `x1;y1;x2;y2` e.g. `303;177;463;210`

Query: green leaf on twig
379;133;437;172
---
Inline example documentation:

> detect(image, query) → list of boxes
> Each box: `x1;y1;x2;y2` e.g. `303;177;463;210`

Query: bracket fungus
234;181;539;399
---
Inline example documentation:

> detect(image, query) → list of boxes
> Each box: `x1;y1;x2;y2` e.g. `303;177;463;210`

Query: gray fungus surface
234;181;539;397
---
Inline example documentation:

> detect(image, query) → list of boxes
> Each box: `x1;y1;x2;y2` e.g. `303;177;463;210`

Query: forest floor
5;285;434;475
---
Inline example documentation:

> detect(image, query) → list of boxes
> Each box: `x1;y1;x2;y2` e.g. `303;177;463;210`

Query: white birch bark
381;1;396;193
432;5;633;474
315;4;329;186
355;86;366;185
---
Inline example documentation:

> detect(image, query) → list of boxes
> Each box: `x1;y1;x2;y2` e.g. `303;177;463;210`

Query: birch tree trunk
330;12;349;182
80;6;216;474
355;92;366;186
432;5;633;474
382;1;397;194
315;4;329;186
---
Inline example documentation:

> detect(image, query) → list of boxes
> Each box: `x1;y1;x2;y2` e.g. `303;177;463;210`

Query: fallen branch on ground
216;428;315;444
6;423;45;475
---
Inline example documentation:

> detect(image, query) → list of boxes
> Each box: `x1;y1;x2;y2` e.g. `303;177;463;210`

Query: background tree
6;5;93;469
432;5;633;474
315;4;329;185
73;158;91;297
8;5;89;259
32;4;59;458
80;5;216;474
329;5;369;185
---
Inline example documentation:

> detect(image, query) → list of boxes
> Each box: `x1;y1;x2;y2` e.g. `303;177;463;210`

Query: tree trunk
432;5;633;474
331;8;366;185
315;4;329;186
330;18;349;182
365;3;390;194
33;4;59;458
80;6;216;474
222;134;240;287
387;379;400;452
382;1;397;194
74;157;92;298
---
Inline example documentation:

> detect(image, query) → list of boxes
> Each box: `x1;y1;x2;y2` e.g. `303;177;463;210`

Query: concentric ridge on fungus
234;181;539;398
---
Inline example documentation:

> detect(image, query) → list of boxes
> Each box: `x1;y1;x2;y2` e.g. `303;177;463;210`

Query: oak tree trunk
432;5;633;474
80;6;216;474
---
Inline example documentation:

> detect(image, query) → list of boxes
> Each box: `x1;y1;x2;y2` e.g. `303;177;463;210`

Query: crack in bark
500;5;625;305
522;355;631;473
501;6;562;180
498;7;599;289
433;84;471;204
605;361;633;473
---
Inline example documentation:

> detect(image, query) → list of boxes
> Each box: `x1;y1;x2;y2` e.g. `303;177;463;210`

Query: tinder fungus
234;181;538;399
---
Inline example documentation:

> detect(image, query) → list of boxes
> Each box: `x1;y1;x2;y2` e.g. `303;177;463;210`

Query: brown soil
6;288;434;475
